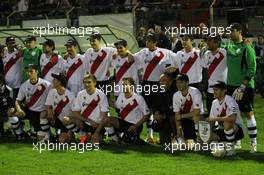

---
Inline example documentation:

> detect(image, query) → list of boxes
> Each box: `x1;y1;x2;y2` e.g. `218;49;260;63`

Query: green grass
0;96;264;175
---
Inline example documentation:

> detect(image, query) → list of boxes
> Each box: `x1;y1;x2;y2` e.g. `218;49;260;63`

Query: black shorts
213;125;244;142
23;108;41;132
206;92;215;114
51;118;68;132
227;85;254;113
141;81;159;111
116;118;143;134
181;118;196;140
82;121;105;135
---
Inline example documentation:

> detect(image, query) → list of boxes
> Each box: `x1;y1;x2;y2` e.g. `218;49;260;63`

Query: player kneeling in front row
43;73;80;143
172;74;203;146
0;74;25;139
207;81;244;157
93;77;149;144
72;74;109;144
15;64;52;142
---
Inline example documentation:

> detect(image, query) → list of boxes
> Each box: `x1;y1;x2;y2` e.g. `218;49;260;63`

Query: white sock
105;127;118;142
40;118;50;139
247;116;257;144
147;115;153;138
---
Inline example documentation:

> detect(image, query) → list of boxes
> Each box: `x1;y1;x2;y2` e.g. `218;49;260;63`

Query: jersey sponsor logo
180;94;193;114
90;50;107;74
207;52;225;79
115;60;135;84
120;99;139;120
143;51;165;81
66;58;83;80
26;84;46;108
180;52;198;74
4;52;22;75
82;95;100;119
42;54;59;77
54;95;70;117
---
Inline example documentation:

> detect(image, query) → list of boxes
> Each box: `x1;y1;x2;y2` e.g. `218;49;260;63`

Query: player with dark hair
226;23;257;153
172;74;203;142
40;39;64;83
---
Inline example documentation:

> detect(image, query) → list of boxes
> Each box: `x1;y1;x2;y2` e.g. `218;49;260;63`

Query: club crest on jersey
31;51;36;56
236;48;241;54
180;60;186;66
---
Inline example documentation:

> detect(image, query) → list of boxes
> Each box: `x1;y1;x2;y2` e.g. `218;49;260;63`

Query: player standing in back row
226;23;257;153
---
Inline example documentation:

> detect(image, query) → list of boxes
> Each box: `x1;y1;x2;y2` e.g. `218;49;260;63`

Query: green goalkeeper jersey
226;40;256;88
22;47;42;82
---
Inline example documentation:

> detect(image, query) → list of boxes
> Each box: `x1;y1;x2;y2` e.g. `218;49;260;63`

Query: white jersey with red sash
40;53;64;83
203;48;227;93
17;78;51;112
45;88;75;121
134;47;174;82
72;88;109;124
63;54;86;96
210;95;243;128
173;48;203;84
3;48;22;89
111;55;140;95
115;93;150;124
173;87;203;114
84;47;116;81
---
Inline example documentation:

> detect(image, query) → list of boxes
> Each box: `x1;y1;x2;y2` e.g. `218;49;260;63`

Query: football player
173;74;203;142
208;81;244;156
134;33;175;143
44;72;79;142
93;77;149;144
2;37;23;99
203;35;227;113
40;39;64;83
72;74;109;143
15;64;51;141
226;23;257;152
63;39;87;96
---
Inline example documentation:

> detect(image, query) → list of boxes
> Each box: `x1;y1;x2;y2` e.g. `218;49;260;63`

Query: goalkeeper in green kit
226;23;257;153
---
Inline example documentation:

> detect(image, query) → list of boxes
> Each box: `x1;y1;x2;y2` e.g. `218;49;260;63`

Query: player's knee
223;121;233;130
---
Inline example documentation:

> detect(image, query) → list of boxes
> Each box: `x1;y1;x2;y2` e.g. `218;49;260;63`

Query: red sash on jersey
180;94;193;114
207;52;224;79
42;54;59;77
120;99;138;120
26;84;46;108
4;53;22;75
90;50;107;74
220;103;227;117
66;58;83;79
54;96;70;117
82;95;101;119
115;60;135;84
180;52;198;74
143;51;165;81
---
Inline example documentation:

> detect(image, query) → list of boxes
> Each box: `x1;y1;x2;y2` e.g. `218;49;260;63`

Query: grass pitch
0;96;263;175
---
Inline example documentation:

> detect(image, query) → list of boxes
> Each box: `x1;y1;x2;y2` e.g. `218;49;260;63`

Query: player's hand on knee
15;109;26;118
63;116;71;125
7;108;15;117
